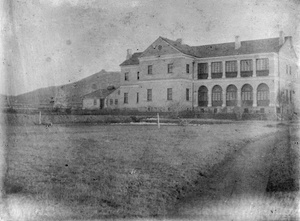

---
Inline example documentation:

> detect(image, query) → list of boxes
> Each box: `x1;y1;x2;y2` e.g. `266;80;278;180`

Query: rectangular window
147;89;152;101
168;63;173;73
211;62;222;73
225;61;237;72
124;93;128;104
240;60;253;71
199;63;208;74
286;65;289;75
256;58;269;70
115;99;118;105
198;63;208;79
186;64;190;73
186;88;190;101
137;72;140;80
93;99;97;105
256;58;269;76
289;66;292;75
124;72;129;81
110;99;113;105
136;92;139;103
148;65;153;75
167;88;172;100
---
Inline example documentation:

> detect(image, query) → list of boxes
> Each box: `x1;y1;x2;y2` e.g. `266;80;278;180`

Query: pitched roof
82;88;116;99
119;37;282;66
120;52;143;66
162;37;281;58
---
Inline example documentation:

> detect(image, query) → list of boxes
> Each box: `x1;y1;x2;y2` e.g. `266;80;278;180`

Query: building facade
106;33;298;116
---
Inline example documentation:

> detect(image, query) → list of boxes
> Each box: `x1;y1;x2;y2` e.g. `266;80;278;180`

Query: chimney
279;31;284;45
176;38;183;44
235;36;241;49
126;49;132;60
284;36;292;43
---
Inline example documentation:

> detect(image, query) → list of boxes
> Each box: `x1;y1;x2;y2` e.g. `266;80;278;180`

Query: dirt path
168;131;287;220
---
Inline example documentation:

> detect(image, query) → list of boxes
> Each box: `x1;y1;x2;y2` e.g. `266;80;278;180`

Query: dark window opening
148;65;153;75
147;89;152;101
186;64;190;73
212;85;222;107
124;93;128;104
167;88;172;100
198;63;208;79
256;58;269;76
211;62;223;79
168;63;173;73
198;86;208;107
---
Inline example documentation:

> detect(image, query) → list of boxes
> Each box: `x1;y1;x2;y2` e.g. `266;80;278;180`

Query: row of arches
198;83;270;107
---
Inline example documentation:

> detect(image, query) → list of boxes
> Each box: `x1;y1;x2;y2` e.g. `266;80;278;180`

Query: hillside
10;70;120;108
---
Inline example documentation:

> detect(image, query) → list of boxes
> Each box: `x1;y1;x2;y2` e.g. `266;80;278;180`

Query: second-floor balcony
225;72;237;78
241;71;253;77
211;72;222;79
198;73;208;79
256;70;269;76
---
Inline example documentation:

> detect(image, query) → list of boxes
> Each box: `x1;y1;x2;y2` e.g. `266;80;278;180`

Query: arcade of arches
198;83;270;107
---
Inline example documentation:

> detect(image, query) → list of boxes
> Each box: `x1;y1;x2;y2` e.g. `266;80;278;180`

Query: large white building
106;32;299;117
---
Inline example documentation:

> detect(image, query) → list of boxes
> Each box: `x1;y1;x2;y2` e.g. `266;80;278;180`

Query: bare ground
168;123;299;221
1;121;298;220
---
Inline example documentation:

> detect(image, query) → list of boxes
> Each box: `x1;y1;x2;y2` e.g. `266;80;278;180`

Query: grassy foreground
4;123;278;219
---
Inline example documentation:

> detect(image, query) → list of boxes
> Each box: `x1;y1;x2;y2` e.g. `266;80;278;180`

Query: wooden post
39;111;42;125
157;113;160;128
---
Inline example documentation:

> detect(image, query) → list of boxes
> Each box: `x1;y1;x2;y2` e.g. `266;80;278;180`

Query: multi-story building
106;32;298;116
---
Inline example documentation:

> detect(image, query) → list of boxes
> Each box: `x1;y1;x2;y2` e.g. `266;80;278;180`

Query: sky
1;0;300;95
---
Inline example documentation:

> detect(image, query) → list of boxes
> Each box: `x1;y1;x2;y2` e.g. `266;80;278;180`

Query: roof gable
139;37;183;58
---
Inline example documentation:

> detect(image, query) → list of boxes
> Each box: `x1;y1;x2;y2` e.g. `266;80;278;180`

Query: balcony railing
241;71;253;77
256;70;269;76
211;73;222;79
225;72;237;78
198;73;208;79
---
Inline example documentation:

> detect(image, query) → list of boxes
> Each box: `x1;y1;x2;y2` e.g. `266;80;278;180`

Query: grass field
4;122;279;219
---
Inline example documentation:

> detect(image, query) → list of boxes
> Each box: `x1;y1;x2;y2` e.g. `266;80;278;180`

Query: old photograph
0;0;299;220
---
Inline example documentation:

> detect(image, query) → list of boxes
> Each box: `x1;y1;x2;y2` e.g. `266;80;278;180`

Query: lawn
4;122;278;219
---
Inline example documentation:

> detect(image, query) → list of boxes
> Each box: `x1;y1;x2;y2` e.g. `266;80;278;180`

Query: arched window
212;85;222;107
257;83;270;106
226;85;237;106
198;86;208;107
241;84;253;106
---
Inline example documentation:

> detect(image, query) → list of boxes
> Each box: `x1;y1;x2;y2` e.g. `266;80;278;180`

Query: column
207;89;212;107
222;61;226;78
208;62;211;79
222;88;226;107
253;58;256;77
237;60;241;78
253;90;257;107
237;87;241;107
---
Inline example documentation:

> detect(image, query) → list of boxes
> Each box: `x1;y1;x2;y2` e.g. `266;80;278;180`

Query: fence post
157;113;160;128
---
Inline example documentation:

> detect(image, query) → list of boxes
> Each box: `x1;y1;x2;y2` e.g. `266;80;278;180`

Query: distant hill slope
10;70;120;108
